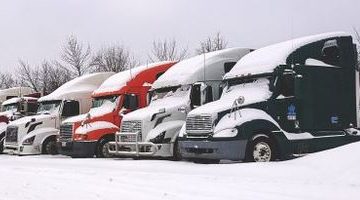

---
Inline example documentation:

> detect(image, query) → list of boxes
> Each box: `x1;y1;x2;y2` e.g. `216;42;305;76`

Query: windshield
2;103;18;112
92;95;119;108
221;76;272;98
37;100;62;114
150;85;191;103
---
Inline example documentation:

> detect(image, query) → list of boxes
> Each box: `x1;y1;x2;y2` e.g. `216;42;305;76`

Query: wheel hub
253;142;271;162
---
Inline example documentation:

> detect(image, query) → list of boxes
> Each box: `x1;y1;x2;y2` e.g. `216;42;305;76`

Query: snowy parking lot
1;142;360;200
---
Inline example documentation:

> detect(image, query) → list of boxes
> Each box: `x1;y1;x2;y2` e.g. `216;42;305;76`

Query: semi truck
57;61;176;158
108;48;251;159
3;72;114;155
178;32;360;162
0;87;40;153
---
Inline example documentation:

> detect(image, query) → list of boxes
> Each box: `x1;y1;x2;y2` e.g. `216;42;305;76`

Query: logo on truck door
287;104;296;121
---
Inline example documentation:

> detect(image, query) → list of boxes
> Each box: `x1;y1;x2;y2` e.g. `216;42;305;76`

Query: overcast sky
0;0;359;72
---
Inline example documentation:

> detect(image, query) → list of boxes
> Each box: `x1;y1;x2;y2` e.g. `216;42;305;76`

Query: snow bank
0;141;359;200
93;61;174;95
225;32;349;79
39;72;114;102
153;48;250;89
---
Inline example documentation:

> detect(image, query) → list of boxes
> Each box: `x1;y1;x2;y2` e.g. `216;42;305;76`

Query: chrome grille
59;124;73;142
186;115;213;134
5;126;18;143
121;120;142;140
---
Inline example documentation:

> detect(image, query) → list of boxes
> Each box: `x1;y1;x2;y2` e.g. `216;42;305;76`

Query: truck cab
57;61;176;158
179;32;360;162
0;87;39;153
3;72;113;155
108;48;251;158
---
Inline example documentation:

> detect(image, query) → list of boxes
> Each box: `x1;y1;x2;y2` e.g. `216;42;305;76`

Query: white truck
0;87;39;153
178;32;360;163
108;48;251;158
0;87;36;105
3;72;114;155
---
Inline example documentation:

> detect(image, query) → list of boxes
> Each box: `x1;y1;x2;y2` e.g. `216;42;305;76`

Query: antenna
203;52;206;82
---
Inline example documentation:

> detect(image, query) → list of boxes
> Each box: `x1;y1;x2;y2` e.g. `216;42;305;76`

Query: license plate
61;142;67;147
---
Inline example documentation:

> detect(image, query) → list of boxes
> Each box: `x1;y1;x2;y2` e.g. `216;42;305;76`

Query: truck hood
188;78;272;116
63;100;116;124
8;113;57;127
123;91;190;122
0;111;13;118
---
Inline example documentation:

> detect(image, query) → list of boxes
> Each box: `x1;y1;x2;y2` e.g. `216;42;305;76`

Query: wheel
171;140;182;161
43;139;58;155
246;137;275;162
0;140;4;154
96;137;113;158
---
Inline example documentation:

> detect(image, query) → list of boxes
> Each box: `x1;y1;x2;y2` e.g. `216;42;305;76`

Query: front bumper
108;132;171;157
3;144;41;155
57;141;96;158
179;138;248;161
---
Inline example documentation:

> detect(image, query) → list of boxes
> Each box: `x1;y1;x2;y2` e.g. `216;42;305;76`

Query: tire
43;139;58;155
96;137;113;158
171;140;182;161
0;140;4;154
246;137;276;162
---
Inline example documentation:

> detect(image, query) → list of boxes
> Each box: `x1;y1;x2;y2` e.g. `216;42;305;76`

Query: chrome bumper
108;132;158;157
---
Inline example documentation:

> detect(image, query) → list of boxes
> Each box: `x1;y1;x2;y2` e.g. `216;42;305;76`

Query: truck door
294;65;349;133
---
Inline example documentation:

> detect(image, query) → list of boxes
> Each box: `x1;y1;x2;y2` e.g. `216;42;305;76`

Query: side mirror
190;84;201;108
62;101;80;117
123;94;138;111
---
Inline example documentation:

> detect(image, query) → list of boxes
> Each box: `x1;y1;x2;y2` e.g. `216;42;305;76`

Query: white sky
0;0;359;72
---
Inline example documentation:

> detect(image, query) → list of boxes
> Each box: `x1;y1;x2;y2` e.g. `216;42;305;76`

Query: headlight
74;134;88;141
23;136;36;145
213;128;238;138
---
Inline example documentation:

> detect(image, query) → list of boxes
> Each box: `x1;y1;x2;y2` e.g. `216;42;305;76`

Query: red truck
57;61;176;158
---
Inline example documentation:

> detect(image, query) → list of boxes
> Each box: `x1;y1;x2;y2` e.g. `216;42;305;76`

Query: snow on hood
0;110;14;118
63;100;117;123
93;61;174;95
225;32;349;79
8;114;56;127
189;78;272;116
39;72;114;102
152;48;250;89
2;97;37;106
123;90;190;122
75;121;118;134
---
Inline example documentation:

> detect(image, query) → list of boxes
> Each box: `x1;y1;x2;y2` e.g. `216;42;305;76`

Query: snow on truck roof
38;72;115;102
0;87;35;97
2;97;38;106
152;48;251;89
224;32;350;79
93;61;174;95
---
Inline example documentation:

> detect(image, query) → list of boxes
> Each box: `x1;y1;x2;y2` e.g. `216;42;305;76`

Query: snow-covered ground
1;142;360;200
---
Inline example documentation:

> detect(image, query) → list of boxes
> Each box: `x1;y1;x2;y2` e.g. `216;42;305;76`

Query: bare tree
0;72;17;89
39;61;72;95
149;39;188;62
17;60;41;92
58;35;92;76
196;32;228;55
17;60;72;95
91;45;139;73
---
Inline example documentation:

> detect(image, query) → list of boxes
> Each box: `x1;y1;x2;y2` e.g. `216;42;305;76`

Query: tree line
0;32;227;94
1;30;359;95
